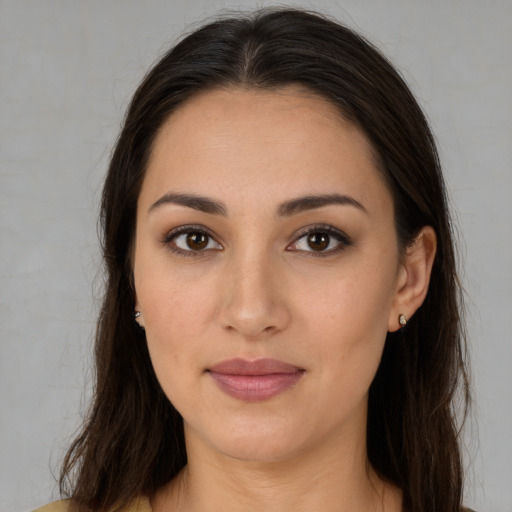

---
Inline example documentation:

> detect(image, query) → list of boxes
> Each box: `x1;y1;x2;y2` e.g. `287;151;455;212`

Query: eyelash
162;225;220;258
287;224;352;257
162;224;352;258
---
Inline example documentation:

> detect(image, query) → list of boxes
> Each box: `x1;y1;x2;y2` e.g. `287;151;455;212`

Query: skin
133;86;436;512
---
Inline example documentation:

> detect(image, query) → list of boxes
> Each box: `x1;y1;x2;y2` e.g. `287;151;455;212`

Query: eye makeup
160;222;353;259
161;224;222;257
287;224;353;257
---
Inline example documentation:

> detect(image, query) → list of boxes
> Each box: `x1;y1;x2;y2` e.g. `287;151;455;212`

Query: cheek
308;285;388;376
133;258;219;393
137;254;216;333
303;302;386;422
141;287;208;410
297;254;397;387
301;260;396;343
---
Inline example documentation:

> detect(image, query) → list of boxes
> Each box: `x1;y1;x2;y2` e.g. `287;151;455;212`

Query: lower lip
208;371;304;402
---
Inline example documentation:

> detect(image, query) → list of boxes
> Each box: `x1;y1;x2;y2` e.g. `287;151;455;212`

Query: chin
187;417;308;464
218;436;300;464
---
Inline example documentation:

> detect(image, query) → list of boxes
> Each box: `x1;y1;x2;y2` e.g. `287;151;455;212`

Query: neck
152;426;401;512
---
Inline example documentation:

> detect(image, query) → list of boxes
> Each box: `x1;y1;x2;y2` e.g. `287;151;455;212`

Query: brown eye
307;232;330;251
167;228;223;254
186;232;208;250
287;225;352;256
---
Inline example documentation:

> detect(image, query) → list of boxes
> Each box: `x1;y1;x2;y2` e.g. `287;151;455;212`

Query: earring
398;314;407;327
134;310;145;331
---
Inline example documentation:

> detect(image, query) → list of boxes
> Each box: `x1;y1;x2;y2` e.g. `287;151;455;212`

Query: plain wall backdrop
1;1;511;511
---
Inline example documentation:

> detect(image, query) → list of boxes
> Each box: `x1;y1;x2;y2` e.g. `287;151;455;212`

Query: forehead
141;86;391;216
153;85;368;155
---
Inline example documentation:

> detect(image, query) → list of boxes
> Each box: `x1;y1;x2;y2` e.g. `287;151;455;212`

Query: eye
287;225;351;255
164;226;222;255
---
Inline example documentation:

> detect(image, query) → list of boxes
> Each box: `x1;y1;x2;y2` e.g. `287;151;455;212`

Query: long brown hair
60;8;470;512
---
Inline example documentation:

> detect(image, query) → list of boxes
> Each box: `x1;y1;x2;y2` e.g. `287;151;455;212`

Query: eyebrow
277;194;368;217
148;192;367;216
149;193;228;215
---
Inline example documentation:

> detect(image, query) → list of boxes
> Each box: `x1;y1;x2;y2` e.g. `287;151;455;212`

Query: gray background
1;1;511;511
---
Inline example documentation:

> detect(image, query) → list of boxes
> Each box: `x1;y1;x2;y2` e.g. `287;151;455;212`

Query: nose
217;253;291;339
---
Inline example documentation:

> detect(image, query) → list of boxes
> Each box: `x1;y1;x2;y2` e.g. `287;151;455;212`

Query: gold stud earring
398;314;407;327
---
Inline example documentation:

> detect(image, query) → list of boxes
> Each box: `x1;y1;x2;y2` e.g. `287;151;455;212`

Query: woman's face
133;87;406;463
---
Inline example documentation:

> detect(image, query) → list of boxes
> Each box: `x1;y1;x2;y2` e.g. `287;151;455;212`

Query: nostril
218;271;291;337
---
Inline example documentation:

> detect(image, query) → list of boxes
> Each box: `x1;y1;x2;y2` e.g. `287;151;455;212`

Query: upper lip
208;358;303;375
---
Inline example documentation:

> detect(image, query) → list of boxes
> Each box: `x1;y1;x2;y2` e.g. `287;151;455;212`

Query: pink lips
208;358;304;402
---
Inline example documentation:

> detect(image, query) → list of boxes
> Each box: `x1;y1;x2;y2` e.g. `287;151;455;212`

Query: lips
208;358;304;402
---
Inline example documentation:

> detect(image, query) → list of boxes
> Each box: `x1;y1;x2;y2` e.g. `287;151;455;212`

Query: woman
38;7;471;512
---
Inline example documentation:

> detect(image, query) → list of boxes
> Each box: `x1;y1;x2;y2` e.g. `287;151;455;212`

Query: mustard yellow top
33;497;478;512
33;496;152;512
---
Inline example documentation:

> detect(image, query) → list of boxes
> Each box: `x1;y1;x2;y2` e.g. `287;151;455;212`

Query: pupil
308;233;329;251
186;232;208;250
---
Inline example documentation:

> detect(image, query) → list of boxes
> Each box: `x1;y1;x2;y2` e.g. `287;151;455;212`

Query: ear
388;226;437;332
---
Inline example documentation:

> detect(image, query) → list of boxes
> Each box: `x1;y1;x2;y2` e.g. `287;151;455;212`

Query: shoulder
32;501;71;512
32;497;152;512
